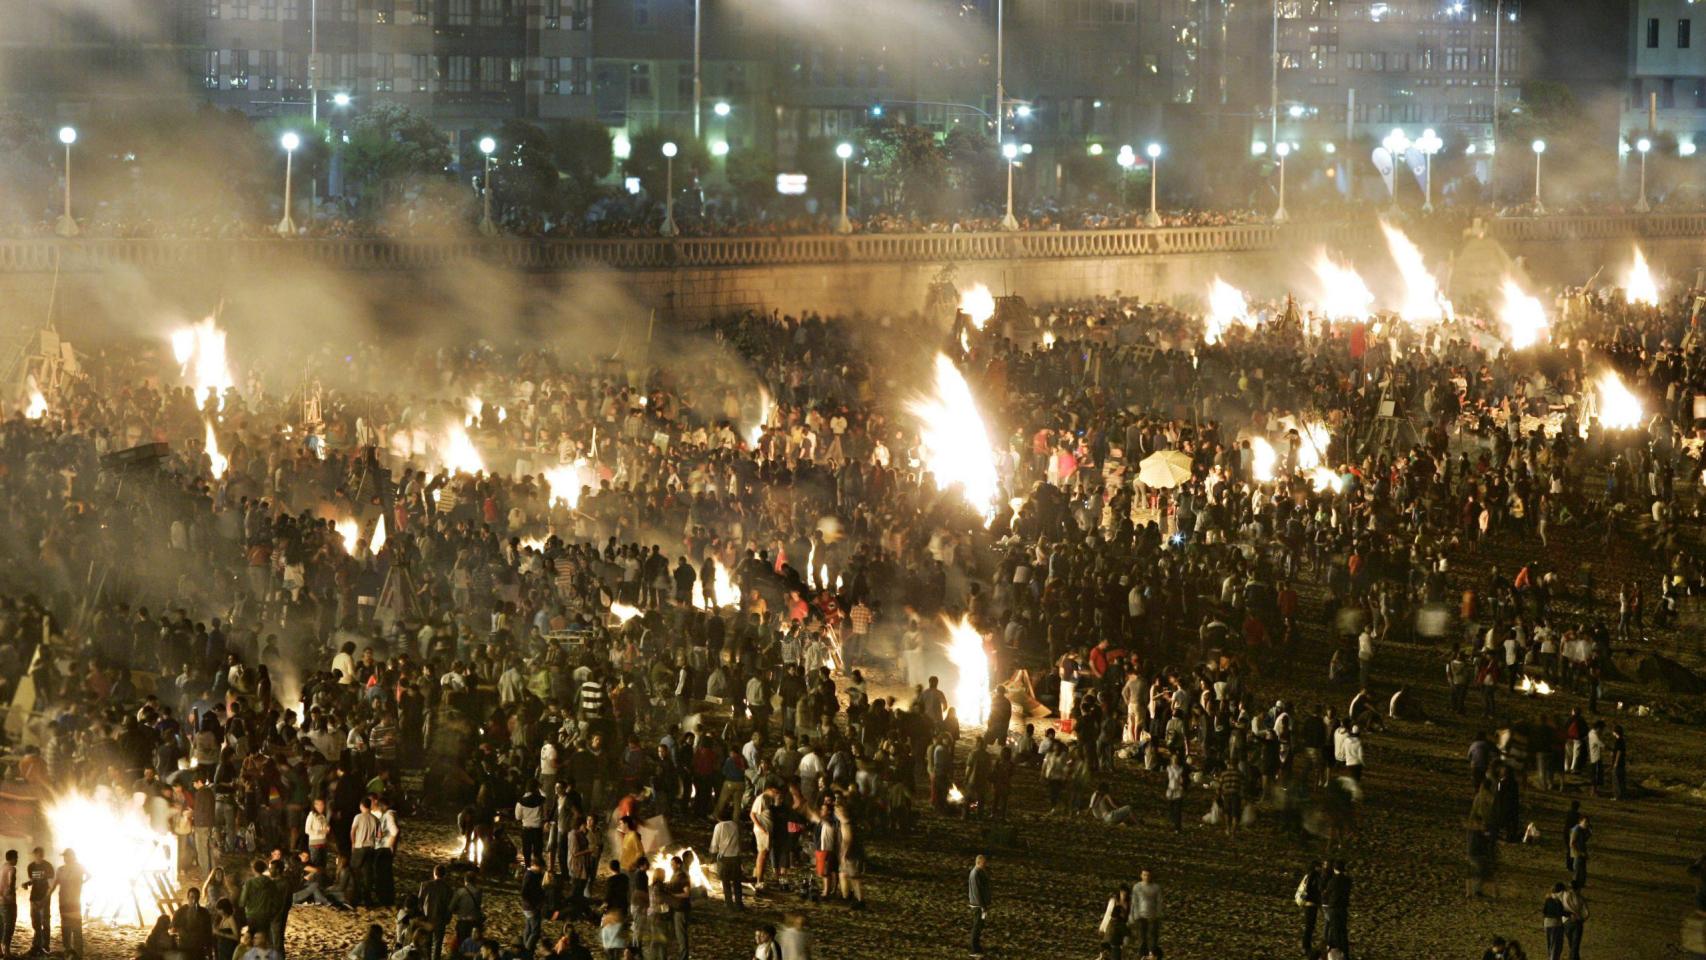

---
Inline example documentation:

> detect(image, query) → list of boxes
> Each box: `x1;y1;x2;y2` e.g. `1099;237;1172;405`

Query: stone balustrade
0;214;1698;274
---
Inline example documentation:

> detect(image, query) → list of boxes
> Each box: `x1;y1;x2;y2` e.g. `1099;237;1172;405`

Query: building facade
1272;0;1521;157
1;0;1528;195
0;0;594;156
1624;0;1705;152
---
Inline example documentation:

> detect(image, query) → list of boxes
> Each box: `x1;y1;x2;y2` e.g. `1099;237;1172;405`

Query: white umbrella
1137;449;1193;489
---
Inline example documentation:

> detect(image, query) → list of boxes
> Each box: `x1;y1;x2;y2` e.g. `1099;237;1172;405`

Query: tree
550;118;615;187
1060;151;1117;205
857;119;945;213
490;119;562;221
622;128;709;200
794;137;845;207
341;102;452;216
941;127;1000;208
1498;80;1586;150
726;146;778;210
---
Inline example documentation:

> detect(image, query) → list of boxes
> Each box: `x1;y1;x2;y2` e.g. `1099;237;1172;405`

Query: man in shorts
815;797;839;901
748;785;780;892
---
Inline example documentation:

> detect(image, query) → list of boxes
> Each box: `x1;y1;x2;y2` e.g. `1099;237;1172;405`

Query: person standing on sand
1296;860;1325;957
1129;868;1161;959
1323;860;1352;959
967;854;991;957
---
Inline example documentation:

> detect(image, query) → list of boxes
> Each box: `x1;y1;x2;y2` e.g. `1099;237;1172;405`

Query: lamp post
1117;145;1136;207
835;142;854;235
478;136;496;235
1274;141;1291;223
692;0;702;140
995;0;1006;139
277;131;300;237
1381;128;1410;209
1635;137;1652;213
1143;143;1162;228
1416;128;1442;213
55;126;78;238
660;141;679;237
1000;142;1019;231
1269;0;1279;149
1531;138;1546;214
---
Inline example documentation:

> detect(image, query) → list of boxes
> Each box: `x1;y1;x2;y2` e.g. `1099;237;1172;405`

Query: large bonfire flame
1204;278;1254;345
438;423;485;475
747;387;773;447
1593;371;1643;430
695;559;741;609
942;614;991;726
335;517;362;553
46;789;177;926
23;377;47;420
1498;279;1549;350
907;354;1001;525
544;459;591;509
649;848;715;894
1380;222;1452;324
1624;248;1660;307
1248;436;1277;482
1310;252;1375;321
205;422;228;479
959;284;996;329
170;317;235;410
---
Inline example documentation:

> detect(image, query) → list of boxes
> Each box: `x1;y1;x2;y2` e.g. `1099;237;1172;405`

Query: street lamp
1274;141;1292;223
660;141;679;237
1000;142;1020;231
835;142;854;235
1635;137;1652;213
1416;128;1442;213
1381;128;1410;208
277;131;300;236
478;136;497;235
713;101;731;118
332;92;351;108
1531;139;1546;214
55;126;78;238
1144;143;1162;228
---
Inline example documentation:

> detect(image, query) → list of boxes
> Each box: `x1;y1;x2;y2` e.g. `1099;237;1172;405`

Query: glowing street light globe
332;92;352;107
478;136;496;155
1637;138;1651;154
1416;128;1443;155
713;101;731;117
1275;142;1291;158
662;141;678;158
1001;143;1018;161
57;126;77;145
1382;128;1410;155
280;131;300;152
1532;139;1546;154
710;141;729;157
1146;143;1161;159
836;142;854;160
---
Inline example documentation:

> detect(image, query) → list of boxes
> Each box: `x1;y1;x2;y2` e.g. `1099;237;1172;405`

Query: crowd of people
0;256;1693;960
